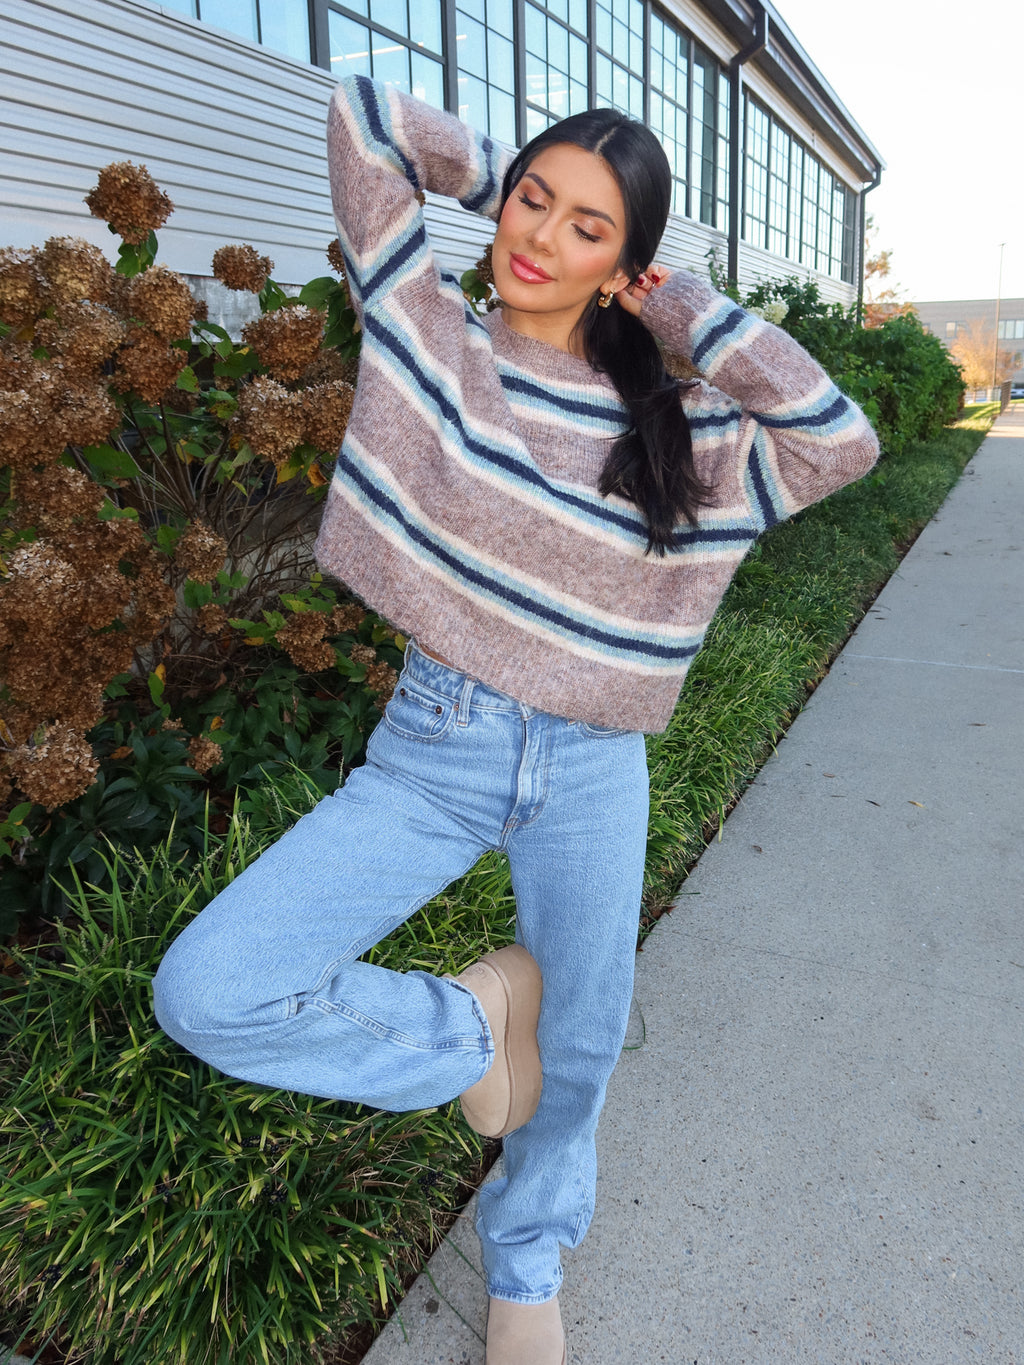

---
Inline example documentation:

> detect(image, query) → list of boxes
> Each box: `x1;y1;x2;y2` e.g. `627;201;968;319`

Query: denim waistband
403;640;540;716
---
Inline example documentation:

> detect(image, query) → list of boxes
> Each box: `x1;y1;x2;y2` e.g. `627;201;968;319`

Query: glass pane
596;3;611;53
257;0;310;62
546;0;568;21
489;87;516;145
200;0;257;43
329;13;372;76
489;30;515;92
569;31;587;81
595;51;612;102
457;14;487;75
373;36;410;90
345;0;369;12
487;0;511;27
569;0;587;33
370;0;408;38
415;0;442;54
458;69;489;126
460;0;485;18
410;50;444;105
547;16;568;73
526;106;551;140
547;65;569;118
162;0;196;16
569;78;588;115
526;3;545;56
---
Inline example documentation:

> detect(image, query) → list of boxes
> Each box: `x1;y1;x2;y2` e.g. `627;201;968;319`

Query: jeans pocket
383;680;458;742
577;721;632;738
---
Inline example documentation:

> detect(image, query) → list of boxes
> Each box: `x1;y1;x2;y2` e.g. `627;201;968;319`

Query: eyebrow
523;170;617;228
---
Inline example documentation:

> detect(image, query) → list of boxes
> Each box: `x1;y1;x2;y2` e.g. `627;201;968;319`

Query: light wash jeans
153;643;649;1304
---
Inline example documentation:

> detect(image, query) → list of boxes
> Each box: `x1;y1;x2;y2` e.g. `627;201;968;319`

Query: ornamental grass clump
0;810;484;1365
0;163;386;924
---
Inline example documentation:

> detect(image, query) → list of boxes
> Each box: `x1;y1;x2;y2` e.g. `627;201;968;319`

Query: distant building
1;0;883;330
914;298;1024;385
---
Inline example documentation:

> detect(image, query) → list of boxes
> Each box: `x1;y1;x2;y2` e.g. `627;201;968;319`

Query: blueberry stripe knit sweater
314;77;879;732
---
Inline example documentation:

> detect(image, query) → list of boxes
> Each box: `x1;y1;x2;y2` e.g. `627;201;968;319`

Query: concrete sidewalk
363;406;1024;1365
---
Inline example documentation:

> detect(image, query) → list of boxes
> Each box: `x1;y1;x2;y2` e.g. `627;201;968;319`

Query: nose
525;216;555;253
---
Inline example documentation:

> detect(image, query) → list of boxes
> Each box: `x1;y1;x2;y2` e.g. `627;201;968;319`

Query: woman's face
491;142;632;349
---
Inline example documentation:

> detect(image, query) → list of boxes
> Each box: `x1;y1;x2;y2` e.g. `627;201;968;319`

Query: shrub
0;163;405;928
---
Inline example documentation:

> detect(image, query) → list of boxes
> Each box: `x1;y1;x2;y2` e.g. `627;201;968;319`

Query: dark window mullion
641;0;650;126
587;0;597;108
310;0;329;68
442;0;458;113
513;0;527;145
684;35;693;221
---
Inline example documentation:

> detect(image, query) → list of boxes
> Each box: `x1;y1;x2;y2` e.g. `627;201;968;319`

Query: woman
154;75;878;1364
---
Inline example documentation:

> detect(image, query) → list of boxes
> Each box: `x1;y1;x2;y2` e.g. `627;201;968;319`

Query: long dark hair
500;110;709;554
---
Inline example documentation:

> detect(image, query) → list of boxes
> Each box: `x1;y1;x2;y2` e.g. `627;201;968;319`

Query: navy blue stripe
754;392;849;431
462;136;499;213
692;305;747;368
339;452;702;663
364;312;755;552
746;437;780;530
361;222;429;302
689;411;738;432
354;76;419;189
501;373;627;425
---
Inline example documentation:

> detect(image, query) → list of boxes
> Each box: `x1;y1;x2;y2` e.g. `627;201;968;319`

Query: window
594;0;645;120
160;0;312;62
997;318;1024;340
327;2;445;107
523;1;590;138
456;0;516;145
648;11;687;215
945;321;958;338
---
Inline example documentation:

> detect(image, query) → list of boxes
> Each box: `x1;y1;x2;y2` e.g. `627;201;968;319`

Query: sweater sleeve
326;76;510;325
641;271;880;531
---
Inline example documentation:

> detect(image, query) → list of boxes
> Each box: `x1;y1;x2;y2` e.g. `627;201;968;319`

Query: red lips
508;253;554;283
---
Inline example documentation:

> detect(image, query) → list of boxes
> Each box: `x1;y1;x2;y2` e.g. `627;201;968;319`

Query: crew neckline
483;308;616;388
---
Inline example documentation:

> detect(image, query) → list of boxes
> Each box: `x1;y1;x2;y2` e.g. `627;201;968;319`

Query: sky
772;0;1024;303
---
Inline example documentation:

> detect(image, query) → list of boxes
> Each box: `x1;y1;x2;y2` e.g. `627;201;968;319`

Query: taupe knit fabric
314;77;879;732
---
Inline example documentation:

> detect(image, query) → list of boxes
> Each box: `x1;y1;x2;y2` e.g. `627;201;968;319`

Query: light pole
992;241;1006;391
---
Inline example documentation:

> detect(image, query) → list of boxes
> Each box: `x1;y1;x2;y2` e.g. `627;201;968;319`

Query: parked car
1011;385;1024;400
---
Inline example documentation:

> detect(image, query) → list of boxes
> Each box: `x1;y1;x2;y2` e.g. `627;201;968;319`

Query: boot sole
460;944;543;1138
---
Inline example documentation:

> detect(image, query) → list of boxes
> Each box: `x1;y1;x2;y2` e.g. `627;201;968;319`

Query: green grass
0;407;998;1365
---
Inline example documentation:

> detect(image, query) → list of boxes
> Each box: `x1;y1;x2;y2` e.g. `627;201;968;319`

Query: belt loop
457;675;474;726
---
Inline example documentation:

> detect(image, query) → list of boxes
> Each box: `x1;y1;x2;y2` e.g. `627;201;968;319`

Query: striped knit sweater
314;77;879;733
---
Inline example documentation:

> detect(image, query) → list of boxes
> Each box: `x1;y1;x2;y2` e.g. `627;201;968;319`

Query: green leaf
183;579;214;609
298;276;341;309
213;349;260;381
258;278;289;313
84;443;142;480
176;365;200;393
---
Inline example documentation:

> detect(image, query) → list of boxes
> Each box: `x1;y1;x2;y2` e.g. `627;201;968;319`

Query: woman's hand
613;263;671;317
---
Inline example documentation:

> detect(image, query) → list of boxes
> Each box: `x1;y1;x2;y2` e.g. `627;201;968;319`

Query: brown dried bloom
0;246;42;326
301;348;359;388
35;300;125;374
113;326;187;402
212;244;273;293
242;306;325;383
127;266;196;342
176;521;227;582
232;375;305;465
330;602;366;634
39;237;113;306
663;351;700;382
187;736;223;774
302;380;355;451
325;238;347;279
0;365;70;468
474;242;495;288
196;602;229;635
9;722;99;809
11;464;104;533
276;612;335;672
365;661;398;702
62;379;120;447
350;644;376;665
85;161;173;245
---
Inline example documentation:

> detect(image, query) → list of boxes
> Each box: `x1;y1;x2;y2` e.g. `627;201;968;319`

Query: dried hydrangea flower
325;238;347;279
85;161;173;245
187;736;223;774
8;722;100;810
112;326;187;402
242;305;325;382
350;644;376;666
232;375;305;465
196;602;229;635
301;348;359;388
212;243;274;293
330;602;366;634
474;242;495;288
11;464;105;533
62;380;120;448
301;380;355;451
0;361;75;467
35;301;126;375
275;612;335;672
0;246;43;326
176;521;227;582
127;266;197;342
39;236;113;306
365;661;398;702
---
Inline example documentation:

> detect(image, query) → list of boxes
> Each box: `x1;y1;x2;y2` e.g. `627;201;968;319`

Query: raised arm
326;76;510;321
639;270;880;529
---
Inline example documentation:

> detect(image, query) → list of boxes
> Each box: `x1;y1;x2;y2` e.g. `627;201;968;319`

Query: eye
573;224;600;243
517;192;543;211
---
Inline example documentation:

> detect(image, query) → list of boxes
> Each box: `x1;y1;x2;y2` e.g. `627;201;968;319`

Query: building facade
914;298;1024;387
1;0;883;320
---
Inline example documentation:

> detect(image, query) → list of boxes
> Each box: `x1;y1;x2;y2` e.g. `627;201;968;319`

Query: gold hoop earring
597;291;614;309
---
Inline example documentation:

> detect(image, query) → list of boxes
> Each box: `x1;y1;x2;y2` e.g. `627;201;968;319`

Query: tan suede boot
486;1295;566;1365
453;945;543;1138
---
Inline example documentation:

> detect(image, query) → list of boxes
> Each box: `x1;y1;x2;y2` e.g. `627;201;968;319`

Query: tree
949;320;1017;389
863;216;914;329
